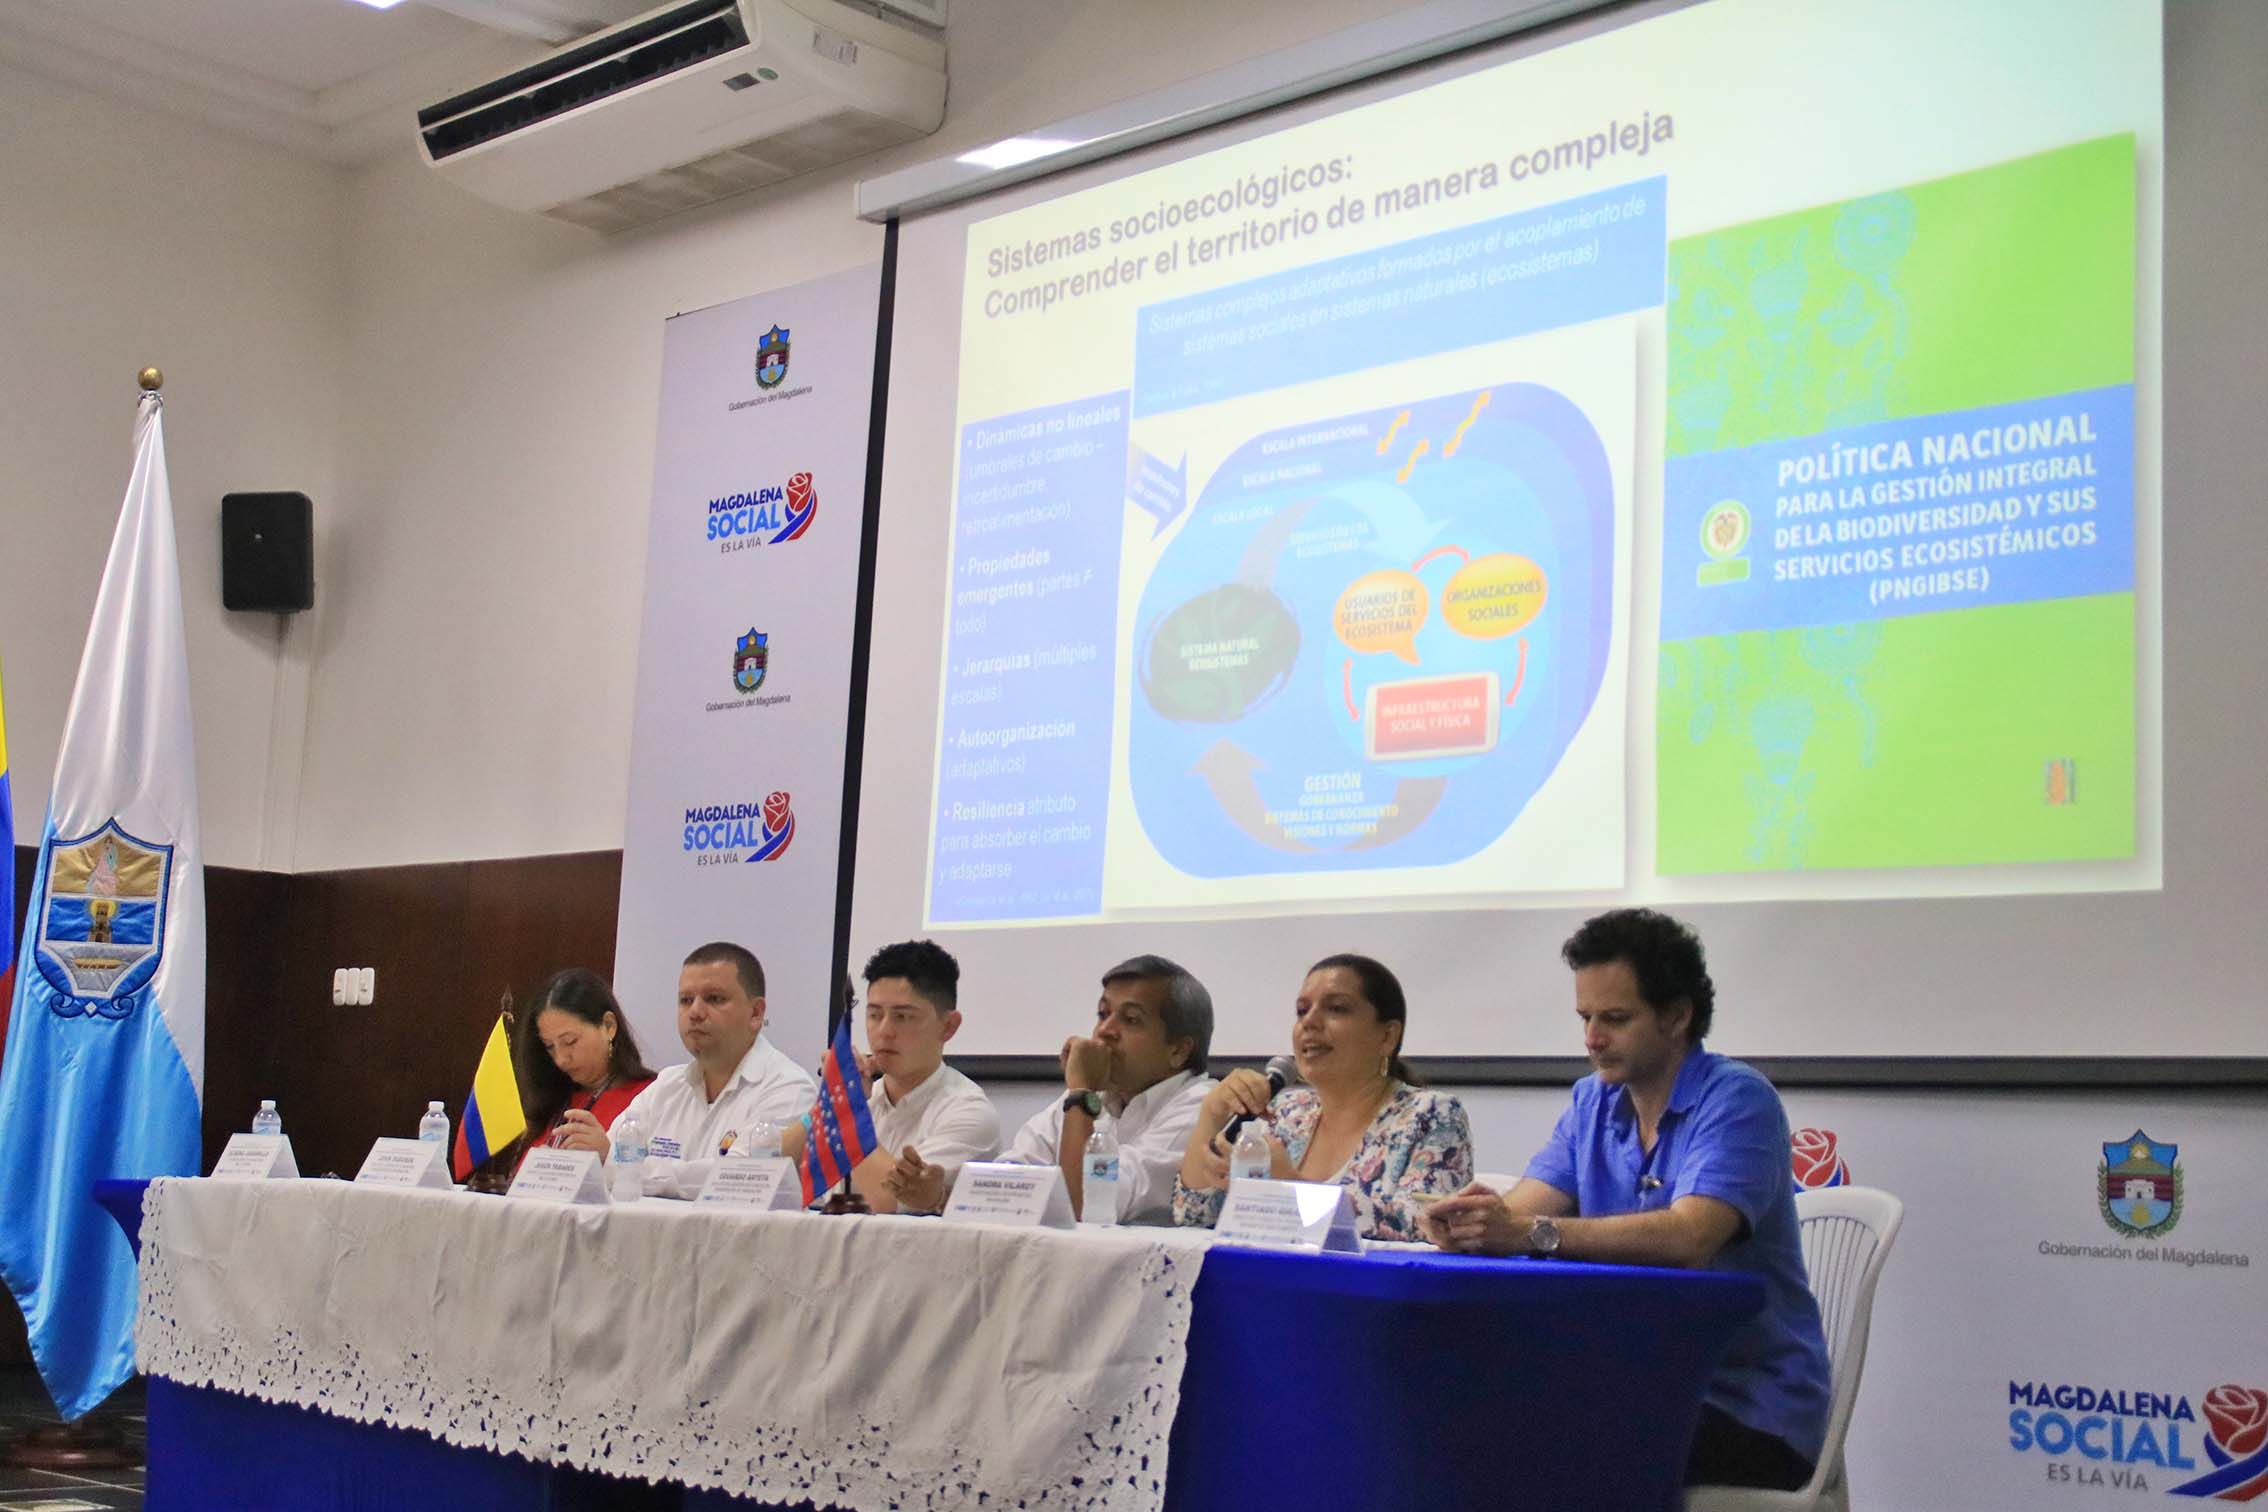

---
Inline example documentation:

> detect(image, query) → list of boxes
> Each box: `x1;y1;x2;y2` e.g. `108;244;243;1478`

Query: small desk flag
799;1012;878;1202
452;1013;528;1180
0;390;204;1418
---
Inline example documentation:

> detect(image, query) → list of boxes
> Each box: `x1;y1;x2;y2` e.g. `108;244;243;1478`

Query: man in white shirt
856;939;1000;1213
562;941;815;1199
999;955;1215;1223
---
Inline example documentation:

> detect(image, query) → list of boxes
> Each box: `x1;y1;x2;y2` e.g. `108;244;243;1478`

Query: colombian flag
0;661;12;1034
798;1011;878;1202
450;1014;527;1180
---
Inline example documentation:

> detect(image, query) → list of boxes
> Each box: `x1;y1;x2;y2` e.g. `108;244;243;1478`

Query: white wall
0;62;342;868
6;7;2265;1507
3;2;1435;872
295;0;1432;870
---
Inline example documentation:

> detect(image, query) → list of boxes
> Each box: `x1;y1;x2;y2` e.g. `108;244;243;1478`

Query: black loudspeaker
221;492;314;613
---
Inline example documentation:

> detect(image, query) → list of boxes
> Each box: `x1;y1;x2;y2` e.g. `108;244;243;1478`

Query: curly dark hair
863;939;960;1014
1560;908;1715;1042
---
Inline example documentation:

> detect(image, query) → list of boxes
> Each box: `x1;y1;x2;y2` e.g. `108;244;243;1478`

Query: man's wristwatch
1063;1089;1104;1118
1526;1215;1562;1256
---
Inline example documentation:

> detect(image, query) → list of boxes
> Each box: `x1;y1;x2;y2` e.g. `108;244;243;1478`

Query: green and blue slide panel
1658;135;2138;874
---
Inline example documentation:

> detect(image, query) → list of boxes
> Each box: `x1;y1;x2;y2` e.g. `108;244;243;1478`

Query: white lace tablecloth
135;1178;1212;1511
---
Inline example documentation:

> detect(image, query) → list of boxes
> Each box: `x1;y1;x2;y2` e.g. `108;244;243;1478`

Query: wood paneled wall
3;846;625;1362
219;851;626;1177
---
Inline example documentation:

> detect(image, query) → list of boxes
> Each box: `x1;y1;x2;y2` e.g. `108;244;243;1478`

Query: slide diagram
1128;375;1618;880
1657;135;2138;875
921;1;2161;939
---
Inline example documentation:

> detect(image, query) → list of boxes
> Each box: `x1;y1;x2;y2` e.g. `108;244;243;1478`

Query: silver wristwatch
1527;1214;1562;1256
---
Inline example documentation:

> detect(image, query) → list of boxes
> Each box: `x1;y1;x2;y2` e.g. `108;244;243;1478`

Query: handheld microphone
1222;1055;1299;1147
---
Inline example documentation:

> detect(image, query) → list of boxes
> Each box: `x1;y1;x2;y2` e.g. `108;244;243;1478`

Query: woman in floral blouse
1173;953;1472;1241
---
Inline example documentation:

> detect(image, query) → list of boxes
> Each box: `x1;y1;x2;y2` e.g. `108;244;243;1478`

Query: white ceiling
55;0;494;93
0;0;659;164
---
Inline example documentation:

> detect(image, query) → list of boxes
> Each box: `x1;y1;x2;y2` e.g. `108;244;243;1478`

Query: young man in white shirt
560;941;815;1198
856;939;1000;1213
998;955;1215;1223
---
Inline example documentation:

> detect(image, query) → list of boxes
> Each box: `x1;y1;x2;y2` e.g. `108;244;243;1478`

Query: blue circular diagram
1130;382;1615;877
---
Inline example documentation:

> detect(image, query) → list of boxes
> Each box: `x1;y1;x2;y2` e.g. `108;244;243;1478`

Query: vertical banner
614;265;882;1070
1774;1091;2268;1509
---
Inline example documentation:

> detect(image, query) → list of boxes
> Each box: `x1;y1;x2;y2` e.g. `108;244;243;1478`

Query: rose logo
2172;1382;2268;1499
771;472;817;543
2206;1385;2268;1459
1791;1128;1850;1190
739;791;795;863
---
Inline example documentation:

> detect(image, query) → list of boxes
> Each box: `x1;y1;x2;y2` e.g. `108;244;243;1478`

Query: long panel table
98;1178;1763;1512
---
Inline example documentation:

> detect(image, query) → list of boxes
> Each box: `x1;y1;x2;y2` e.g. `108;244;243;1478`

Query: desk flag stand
819;1169;870;1215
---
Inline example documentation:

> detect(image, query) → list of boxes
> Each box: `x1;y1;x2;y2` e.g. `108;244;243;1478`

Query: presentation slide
913;0;2160;932
1658;137;2136;874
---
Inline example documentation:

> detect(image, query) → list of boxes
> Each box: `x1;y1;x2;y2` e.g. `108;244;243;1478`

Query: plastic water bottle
743;1117;782;1159
418;1100;448;1143
610;1115;647;1202
251;1100;282;1137
1230;1119;1272;1182
1082;1115;1122;1226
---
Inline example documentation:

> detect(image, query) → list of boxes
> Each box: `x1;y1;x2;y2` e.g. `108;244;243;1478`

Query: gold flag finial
137;367;164;392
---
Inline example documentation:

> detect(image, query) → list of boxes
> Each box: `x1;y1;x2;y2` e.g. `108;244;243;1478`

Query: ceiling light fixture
956;137;1077;171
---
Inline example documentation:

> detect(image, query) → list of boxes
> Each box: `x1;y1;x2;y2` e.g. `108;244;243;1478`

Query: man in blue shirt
1418;908;1831;1491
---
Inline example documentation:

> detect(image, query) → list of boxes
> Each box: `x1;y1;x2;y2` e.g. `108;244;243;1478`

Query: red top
516;1075;656;1170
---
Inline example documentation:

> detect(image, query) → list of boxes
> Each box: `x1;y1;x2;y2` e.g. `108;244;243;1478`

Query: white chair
1686;1185;1905;1512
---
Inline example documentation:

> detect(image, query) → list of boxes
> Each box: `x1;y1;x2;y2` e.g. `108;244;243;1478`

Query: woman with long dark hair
1172;953;1471;1241
513;968;656;1165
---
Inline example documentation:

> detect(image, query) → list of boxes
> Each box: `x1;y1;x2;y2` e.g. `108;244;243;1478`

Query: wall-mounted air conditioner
416;0;946;234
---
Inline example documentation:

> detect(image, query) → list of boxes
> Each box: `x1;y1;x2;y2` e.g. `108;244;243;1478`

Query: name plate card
507;1149;610;1205
1216;1177;1363;1254
209;1133;298;1180
943;1162;1075;1229
353;1137;454;1191
697;1157;804;1211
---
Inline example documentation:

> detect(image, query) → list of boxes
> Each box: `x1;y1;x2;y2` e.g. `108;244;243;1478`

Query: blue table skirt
97;1182;1762;1512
